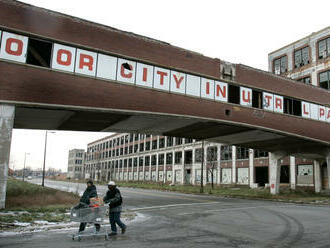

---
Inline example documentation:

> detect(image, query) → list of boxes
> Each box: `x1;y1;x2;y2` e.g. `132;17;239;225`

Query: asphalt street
1;179;330;248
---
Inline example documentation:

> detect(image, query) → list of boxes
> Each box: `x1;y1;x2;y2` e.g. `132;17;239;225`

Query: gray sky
10;0;329;172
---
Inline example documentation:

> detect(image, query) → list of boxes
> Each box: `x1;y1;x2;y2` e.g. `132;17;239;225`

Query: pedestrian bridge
0;0;329;205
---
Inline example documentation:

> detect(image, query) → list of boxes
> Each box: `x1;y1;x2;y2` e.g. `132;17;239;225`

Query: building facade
268;26;330;89
83;133;321;190
268;26;330;190
67;149;85;179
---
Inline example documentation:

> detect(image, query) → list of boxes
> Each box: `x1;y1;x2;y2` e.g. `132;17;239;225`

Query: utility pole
42;131;55;187
200;140;204;193
22;152;29;182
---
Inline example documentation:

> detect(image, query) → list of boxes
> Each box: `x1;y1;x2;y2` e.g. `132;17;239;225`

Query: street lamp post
42;131;55;187
22;152;30;182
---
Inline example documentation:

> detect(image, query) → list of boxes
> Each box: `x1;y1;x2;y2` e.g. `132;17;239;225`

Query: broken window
228;84;240;104
175;151;182;164
236;146;249;160
195;148;203;163
297;76;311;84
166;153;173;165
254;150;269;158
319;70;330;90
252;90;263;109
273;55;287;74
220;146;232;161
294;47;309;68
318;37;330;59
158;154;164;165
26;38;52;67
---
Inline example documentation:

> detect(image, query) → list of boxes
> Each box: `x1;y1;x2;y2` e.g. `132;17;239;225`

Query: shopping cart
70;204;109;241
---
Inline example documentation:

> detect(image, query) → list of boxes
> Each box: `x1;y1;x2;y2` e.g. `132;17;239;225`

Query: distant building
67;149;85;179
268;26;330;88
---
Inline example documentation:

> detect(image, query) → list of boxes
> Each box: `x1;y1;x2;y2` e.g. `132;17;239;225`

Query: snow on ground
0;215;142;237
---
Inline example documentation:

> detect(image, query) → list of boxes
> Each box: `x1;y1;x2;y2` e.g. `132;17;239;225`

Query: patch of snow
13;221;31;227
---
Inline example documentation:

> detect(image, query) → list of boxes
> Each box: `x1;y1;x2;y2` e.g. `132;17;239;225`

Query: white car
27;176;32;180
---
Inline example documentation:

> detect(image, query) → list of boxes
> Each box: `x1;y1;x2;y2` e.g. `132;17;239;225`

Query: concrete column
148;156;152;181
249;149;256;188
0;104;15;209
192;148;196;185
269;152;285;195
172;151;175;184
142;156;145;181
163;153;166;183
327;154;330;190
232;146;237;184
290;156;296;190
314;160;321;193
217;145;221;185
203;144;208;186
155;153;159;182
181;148;185;184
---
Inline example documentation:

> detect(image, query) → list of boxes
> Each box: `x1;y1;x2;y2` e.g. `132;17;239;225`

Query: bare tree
206;146;218;189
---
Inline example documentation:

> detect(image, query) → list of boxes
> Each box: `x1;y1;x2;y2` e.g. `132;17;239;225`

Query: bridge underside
14;106;329;159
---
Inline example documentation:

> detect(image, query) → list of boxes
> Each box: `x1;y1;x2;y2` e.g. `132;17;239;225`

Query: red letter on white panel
136;63;154;88
0;32;28;63
201;78;214;100
51;43;76;72
301;101;310;119
240;87;252;107
154;67;170;91
116;58;136;84
170;71;186;94
75;49;97;76
274;95;283;113
214;81;228;102
326;108;330;123
263;92;274;111
318;105;326;122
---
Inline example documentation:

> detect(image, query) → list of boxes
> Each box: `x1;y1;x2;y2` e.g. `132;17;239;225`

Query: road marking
177;205;271;215
129;201;220;212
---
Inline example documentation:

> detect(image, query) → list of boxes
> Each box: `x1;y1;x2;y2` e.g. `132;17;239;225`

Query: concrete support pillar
249;149;256;188
148;156;151;181
232;146;237;184
192;148;195;185
181;148;185;184
314;160;321;193
172;151;175;184
155;153;159;182
217;145;221;185
203;144;207;186
290;156;296;190
142;157;145;181
269;152;285;195
327;155;330;190
0;104;15;209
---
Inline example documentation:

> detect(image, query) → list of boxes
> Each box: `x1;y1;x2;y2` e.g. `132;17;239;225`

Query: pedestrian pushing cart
70;202;109;241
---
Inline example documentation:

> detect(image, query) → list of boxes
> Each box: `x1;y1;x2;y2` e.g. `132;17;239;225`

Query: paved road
1;180;330;247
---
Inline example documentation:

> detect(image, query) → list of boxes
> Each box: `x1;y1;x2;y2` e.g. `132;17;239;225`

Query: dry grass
5;178;80;209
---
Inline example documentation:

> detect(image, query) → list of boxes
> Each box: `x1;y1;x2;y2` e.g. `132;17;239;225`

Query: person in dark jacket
77;180;101;232
103;181;126;236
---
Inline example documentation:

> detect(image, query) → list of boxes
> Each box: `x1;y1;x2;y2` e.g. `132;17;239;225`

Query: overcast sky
10;0;329;172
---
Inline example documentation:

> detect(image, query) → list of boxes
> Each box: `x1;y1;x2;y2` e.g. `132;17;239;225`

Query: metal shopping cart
70;204;109;241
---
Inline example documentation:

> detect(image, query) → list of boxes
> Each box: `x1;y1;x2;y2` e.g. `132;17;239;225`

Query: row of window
273;37;330;75
84;147;269;171
87;137;193;161
273;36;330;75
